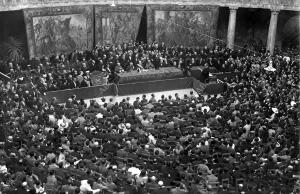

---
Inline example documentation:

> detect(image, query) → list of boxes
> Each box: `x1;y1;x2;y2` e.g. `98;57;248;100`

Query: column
227;6;238;49
266;9;279;55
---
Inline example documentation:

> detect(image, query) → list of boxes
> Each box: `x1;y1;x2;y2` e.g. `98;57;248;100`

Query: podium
191;66;217;83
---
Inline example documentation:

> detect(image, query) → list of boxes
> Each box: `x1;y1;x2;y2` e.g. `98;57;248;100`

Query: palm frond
1;36;25;61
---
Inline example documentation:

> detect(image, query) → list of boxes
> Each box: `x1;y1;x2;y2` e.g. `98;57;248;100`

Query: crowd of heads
0;42;299;194
0;42;262;93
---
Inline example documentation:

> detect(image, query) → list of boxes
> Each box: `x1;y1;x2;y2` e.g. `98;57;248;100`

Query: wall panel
95;5;143;45
23;5;93;58
147;5;219;46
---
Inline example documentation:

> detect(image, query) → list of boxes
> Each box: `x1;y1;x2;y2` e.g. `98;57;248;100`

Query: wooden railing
0;0;299;11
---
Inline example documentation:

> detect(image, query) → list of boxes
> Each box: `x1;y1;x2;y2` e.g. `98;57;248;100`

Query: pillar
266;9;279;55
227;6;238;49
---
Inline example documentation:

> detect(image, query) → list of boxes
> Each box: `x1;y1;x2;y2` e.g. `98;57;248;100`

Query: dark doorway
0;10;28;62
216;7;270;51
277;10;300;50
216;7;229;45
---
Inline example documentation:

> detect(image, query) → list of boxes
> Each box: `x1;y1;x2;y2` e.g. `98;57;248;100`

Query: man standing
201;63;210;83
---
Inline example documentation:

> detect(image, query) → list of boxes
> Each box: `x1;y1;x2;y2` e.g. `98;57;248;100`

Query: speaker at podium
191;66;210;83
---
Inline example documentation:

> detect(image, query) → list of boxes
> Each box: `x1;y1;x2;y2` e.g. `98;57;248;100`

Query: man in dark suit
201;63;210;83
68;78;79;89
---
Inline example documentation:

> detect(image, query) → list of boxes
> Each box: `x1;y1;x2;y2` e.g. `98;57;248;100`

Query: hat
60;122;66;128
125;123;131;129
96;113;103;119
10;153;16;157
272;108;278;114
158;181;164;186
90;126;96;131
94;142;99;146
118;123;126;130
7;136;13;141
128;167;141;175
150;176;156;181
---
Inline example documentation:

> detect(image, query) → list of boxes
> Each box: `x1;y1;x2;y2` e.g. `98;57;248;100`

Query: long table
43;67;235;103
117;67;184;84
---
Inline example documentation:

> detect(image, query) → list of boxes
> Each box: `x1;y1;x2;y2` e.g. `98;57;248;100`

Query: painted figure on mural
35;17;56;55
102;12;140;45
33;14;87;56
155;11;214;47
57;17;77;51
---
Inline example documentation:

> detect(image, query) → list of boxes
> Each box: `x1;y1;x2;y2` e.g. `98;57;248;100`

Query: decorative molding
0;0;300;11
228;6;239;10
270;8;281;13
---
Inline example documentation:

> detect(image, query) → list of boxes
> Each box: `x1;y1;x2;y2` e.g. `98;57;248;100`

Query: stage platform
43;67;238;103
44;77;228;103
117;67;184;84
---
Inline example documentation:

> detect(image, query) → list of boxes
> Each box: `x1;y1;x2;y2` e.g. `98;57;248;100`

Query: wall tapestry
155;11;213;47
102;12;140;45
33;14;87;56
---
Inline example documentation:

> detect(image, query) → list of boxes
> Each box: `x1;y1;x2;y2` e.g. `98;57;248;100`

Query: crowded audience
0;42;299;194
0;42;264;92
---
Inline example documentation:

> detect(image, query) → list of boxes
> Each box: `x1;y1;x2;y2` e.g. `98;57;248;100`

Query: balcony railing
0;0;299;11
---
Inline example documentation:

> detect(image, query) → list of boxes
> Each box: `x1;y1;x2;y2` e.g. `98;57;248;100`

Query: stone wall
23;5;93;58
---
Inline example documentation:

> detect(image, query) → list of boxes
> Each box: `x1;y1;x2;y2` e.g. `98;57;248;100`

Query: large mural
155;10;214;47
95;6;143;45
102;12;140;44
32;14;87;56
